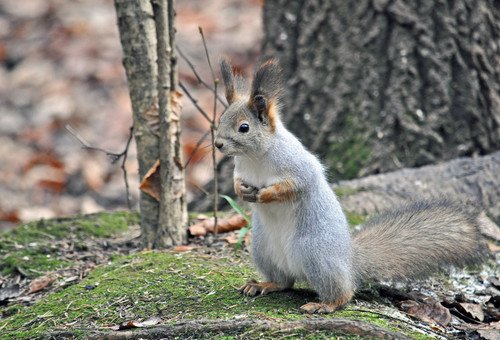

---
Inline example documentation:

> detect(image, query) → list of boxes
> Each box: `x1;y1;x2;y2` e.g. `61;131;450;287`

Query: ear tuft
250;59;283;100
220;59;236;104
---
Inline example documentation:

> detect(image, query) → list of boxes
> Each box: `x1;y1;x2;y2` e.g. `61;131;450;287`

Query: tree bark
335;151;500;226
153;0;187;247
262;0;499;180
114;0;186;247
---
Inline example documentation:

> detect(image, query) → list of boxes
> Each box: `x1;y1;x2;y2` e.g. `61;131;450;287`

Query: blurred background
0;0;263;229
1;0;498;229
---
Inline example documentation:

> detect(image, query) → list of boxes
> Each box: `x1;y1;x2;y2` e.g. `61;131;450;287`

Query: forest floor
0;211;498;339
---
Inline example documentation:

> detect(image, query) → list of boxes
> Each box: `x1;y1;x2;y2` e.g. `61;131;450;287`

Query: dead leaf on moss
399;299;451;326
29;274;56;294
111;316;162;330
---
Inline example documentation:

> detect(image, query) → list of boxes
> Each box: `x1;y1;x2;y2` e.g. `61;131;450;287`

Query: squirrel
214;59;484;314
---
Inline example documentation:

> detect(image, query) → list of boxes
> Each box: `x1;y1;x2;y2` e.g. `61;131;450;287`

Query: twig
347;308;447;339
121;127;134;209
184;130;211;168
176;46;227;108
179;82;212;123
66;124;134;209
199;26;219;234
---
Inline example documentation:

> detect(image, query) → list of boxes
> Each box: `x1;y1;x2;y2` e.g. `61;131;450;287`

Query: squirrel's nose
215;141;223;149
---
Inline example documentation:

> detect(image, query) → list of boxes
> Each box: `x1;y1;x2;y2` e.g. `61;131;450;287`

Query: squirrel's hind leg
299;291;353;314
299;249;355;314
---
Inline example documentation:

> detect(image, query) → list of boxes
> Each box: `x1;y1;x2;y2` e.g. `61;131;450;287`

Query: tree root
47;318;411;339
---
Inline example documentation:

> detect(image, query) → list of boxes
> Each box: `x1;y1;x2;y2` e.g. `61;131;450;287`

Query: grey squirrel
214;59;483;314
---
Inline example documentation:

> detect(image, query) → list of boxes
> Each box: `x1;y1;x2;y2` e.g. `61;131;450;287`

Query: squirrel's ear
220;59;236;104
250;59;283;102
249;59;282;129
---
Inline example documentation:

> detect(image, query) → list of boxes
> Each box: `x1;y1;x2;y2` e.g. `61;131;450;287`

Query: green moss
328;134;371;180
3;211;138;243
326;111;372;180
345;211;365;227
1;250;423;339
2;248;72;277
0;211;139;278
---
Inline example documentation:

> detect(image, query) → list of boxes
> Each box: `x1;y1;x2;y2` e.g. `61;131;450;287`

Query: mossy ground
1;250;425;339
0;212;139;277
0;212;427;339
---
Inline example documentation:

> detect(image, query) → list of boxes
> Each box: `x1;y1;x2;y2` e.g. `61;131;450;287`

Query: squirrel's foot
299;302;338;314
237;181;259;202
238;279;284;296
300;292;353;314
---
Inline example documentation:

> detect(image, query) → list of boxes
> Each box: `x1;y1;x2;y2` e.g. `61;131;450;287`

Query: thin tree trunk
153;0;187;247
114;0;186;247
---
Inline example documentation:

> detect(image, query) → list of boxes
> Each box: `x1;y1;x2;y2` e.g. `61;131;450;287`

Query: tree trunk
114;0;187;247
262;0;499;180
335;151;500;226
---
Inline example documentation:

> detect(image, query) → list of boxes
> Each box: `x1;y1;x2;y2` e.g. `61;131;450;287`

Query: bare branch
177;46;227;108
66;124;134;209
199;26;220;233
179;82;212;123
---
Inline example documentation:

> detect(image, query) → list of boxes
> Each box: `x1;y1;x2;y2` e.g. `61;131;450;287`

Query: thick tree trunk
335;151;500;226
114;0;186;247
262;0;499;179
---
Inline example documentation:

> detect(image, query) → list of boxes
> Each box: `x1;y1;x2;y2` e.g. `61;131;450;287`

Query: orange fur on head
267;100;278;132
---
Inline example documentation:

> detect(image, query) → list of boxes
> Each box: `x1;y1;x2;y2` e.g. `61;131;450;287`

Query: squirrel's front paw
239;183;259;202
238;279;284;296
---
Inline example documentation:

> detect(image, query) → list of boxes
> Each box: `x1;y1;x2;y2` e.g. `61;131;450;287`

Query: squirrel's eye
238;123;250;133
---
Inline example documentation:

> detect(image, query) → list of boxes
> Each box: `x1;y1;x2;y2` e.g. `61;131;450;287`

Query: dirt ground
0;0;263;230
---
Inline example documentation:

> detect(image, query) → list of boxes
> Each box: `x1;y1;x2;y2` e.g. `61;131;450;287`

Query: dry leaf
0;209;20;224
400;299;451;326
223;234;238;244
188;215;247;237
113;316;161;330
29;275;56;294
172;245;195;252
188;223;207;236
457;302;485;322
139;159;161;201
22;152;64;173
477;329;500;340
38;179;65;193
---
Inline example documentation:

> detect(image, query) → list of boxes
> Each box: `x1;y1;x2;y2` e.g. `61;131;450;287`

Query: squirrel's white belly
255;203;305;280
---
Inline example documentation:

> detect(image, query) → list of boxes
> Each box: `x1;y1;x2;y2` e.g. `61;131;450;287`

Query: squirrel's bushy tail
352;199;484;283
